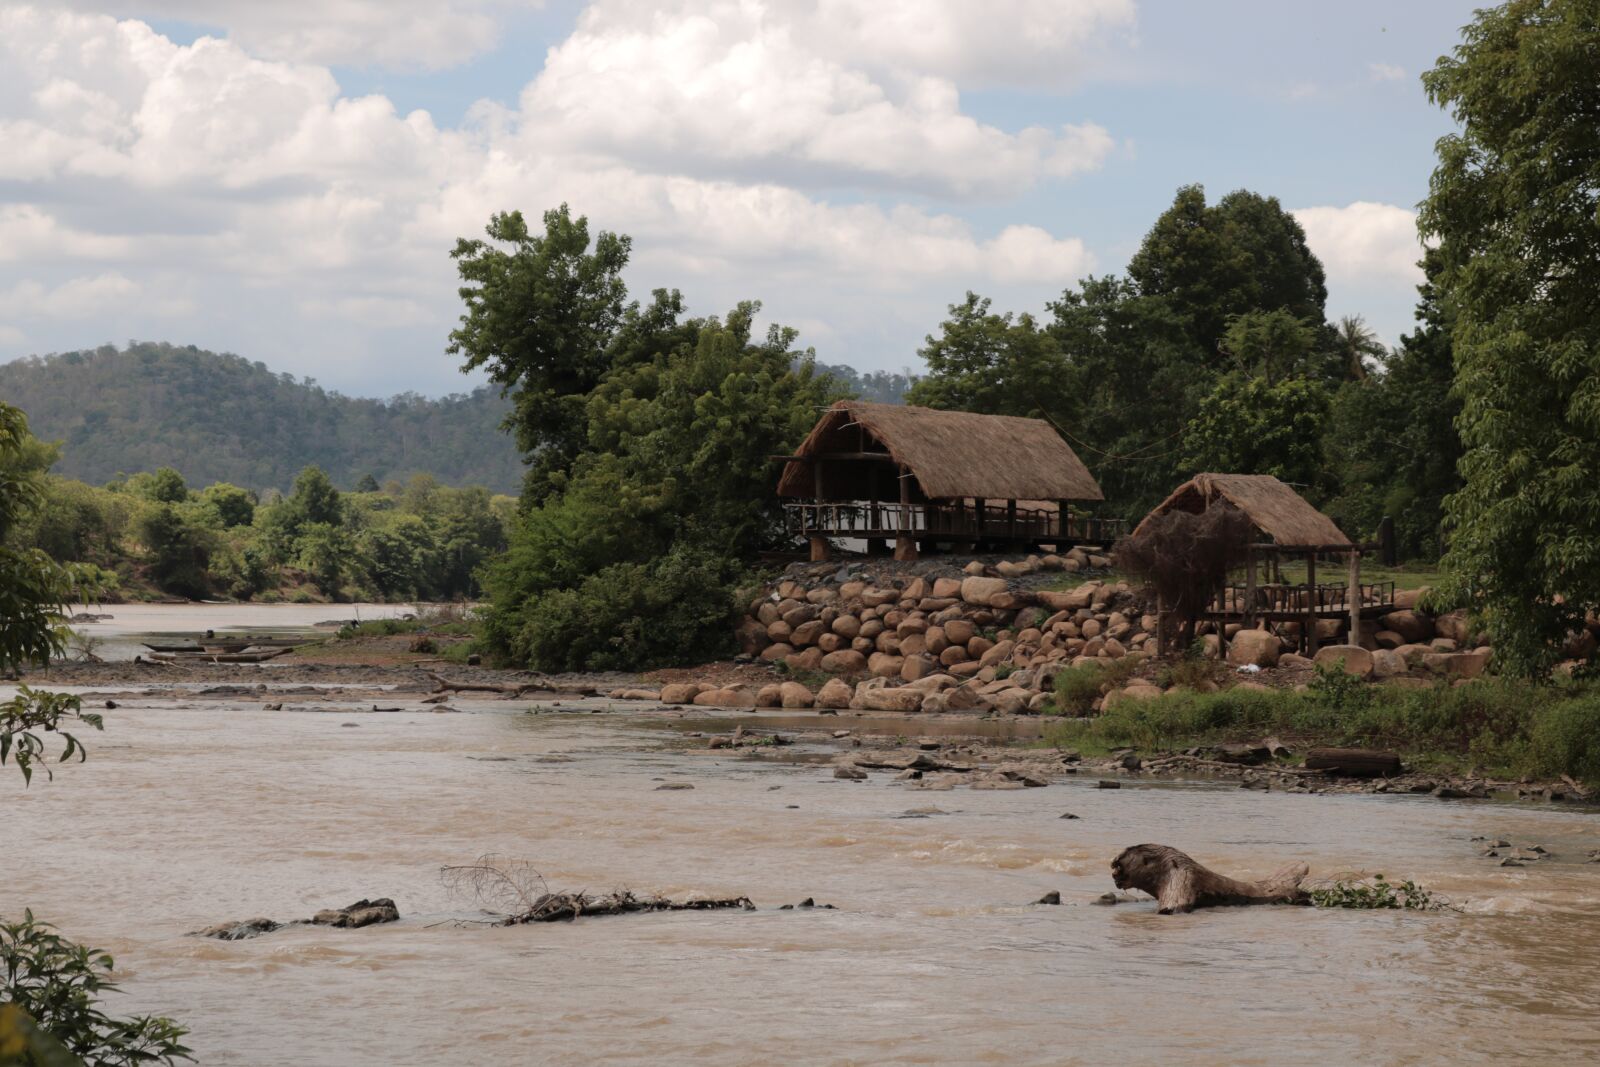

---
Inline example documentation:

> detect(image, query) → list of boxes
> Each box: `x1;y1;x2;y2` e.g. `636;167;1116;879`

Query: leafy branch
0;687;103;786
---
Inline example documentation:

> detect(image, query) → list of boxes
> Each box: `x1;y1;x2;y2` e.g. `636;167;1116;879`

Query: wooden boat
142;643;206;653
146;648;293;664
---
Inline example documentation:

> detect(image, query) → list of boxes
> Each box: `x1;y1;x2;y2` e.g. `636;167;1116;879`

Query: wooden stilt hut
1132;473;1396;654
775;400;1114;560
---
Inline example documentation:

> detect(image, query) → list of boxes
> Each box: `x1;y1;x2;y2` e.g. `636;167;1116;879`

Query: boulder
988;689;1030;715
1370;648;1408;679
736;618;771;655
660;683;705;705
831;614;862;639
1102;684;1162;711
766;619;793;642
1392;586;1430;610
903;577;929;601
938;645;970;666
1312;644;1374;678
816;632;843;654
694;688;757;708
858;686;925;712
923;626;949;656
756;684;783;708
838;580;866;602
1380;609;1434;644
1423;650;1490;679
1227;629;1282;668
815;678;854;709
820;649;868;675
901;654;937;682
1434;610;1473;645
963;561;988;576
788;647;824;670
978;639;1016;668
791;620;827;647
759;643;795;663
311;898;399;929
756;601;781;626
781;604;818;629
943;618;976;646
868;652;905;678
960;576;1010;606
779;682;814;708
932;577;964;599
805;587;838;604
1374;629;1405;650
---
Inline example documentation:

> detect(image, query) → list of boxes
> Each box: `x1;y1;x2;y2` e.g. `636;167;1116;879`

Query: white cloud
520;1;1119;196
1294;201;1424;285
0;272;139;318
55;1;545;69
1367;62;1406;82
0;3;1116;391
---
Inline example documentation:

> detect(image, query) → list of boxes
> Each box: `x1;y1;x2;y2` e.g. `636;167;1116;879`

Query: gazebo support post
1243;547;1257;629
894;465;918;561
810;458;830;561
1305;552;1319;656
1347;549;1362;646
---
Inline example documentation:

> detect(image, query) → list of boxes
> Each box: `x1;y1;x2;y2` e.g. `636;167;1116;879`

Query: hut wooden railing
785;502;1125;545
1207;581;1397;619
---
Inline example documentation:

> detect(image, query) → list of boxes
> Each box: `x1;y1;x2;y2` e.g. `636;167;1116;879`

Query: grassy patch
1043;675;1600;782
1046;658;1142;716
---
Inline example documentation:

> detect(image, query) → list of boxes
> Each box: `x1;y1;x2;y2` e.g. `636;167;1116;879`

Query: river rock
831;614;862;639
958;576;1007;607
755;684;783;708
815;678;854;709
779;682;814;708
196;917;281;940
1227;629;1281;668
312;898;399;929
660;683;704;704
858;686;925;712
932;577;963;599
1312;644;1373;677
820;649;867;674
1380;610;1434;644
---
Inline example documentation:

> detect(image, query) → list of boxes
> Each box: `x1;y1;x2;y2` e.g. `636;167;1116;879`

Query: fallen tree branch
1111;844;1309;914
440;854;754;924
507;890;755;924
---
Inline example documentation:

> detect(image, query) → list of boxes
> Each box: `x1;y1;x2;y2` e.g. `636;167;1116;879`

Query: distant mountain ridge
0;342;524;493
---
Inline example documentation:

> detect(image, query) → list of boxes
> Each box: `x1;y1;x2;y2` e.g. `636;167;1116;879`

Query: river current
7;691;1600;1065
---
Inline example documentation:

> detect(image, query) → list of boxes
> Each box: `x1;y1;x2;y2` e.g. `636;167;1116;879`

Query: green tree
135;505;211;598
1421;0;1600;676
286;466;341;527
1127;185;1329;356
1333;315;1386;382
448;205;632;503
353;473;381;493
1219;309;1323;385
1181;373;1331;490
139;467;188;504
905;293;1069;416
199;483;256;528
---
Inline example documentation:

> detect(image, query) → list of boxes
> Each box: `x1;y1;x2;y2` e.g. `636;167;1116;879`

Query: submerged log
418;669;598;699
1304;747;1403;778
1110;844;1309;914
508;890;756;924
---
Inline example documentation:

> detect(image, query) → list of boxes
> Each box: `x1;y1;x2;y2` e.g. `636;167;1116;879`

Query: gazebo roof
777;400;1103;502
1131;473;1350;547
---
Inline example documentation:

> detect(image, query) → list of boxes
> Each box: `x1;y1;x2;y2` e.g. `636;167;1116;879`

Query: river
7;689;1600;1065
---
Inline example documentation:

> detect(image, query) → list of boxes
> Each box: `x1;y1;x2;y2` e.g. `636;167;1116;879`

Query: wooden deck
786;501;1126;549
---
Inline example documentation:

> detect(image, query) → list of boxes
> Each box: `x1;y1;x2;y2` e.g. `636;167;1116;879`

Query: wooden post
1007;499;1017;544
894;465;918;560
1305;552;1319;656
1058;499;1070;548
809;459;829;561
1244;548;1257;629
1347;549;1361;647
1156;592;1168;657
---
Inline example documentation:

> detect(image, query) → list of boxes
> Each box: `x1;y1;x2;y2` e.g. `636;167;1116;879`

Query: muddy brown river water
7;692;1600;1065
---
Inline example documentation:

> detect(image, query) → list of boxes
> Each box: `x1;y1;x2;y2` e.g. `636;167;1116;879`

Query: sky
0;0;1479;398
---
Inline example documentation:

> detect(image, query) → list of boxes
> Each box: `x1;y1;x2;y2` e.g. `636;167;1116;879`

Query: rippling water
7;696;1600;1065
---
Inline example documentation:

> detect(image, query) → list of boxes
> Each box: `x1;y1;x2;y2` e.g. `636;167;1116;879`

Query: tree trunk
1303;748;1403;778
1111;844;1309;914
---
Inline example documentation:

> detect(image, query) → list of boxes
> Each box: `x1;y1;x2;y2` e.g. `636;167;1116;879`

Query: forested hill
0;343;524;492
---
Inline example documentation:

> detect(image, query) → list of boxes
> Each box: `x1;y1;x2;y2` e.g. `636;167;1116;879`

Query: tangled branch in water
1308;874;1454;911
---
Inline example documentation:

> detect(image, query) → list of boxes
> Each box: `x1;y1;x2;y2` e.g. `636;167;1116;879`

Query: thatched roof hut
1132;473;1348;547
777;400;1102;503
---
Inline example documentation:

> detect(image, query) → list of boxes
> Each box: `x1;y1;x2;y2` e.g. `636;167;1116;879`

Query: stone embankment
607;550;1521;713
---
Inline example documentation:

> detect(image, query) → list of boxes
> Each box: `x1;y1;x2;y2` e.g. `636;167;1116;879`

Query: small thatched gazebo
776;400;1112;560
1134;473;1394;654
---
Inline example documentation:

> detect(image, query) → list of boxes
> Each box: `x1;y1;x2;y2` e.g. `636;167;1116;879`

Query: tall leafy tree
905;293;1070;416
449;205;631;503
1127;185;1329;356
1181;373;1331;490
1421;0;1600;676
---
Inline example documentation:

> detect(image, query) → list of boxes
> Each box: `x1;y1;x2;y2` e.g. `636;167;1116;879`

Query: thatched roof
777;400;1103;503
1132;473;1350;548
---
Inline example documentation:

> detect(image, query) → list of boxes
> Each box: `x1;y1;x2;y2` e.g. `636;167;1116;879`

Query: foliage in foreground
0;688;102;787
1044;677;1600;783
0;912;191;1066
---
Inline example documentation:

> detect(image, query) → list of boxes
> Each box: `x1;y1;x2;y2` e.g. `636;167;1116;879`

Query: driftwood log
419;670;598;699
1303;747;1403;778
506;891;755;924
1111;844;1309;914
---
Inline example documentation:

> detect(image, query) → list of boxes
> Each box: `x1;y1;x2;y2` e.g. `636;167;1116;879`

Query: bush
1047;658;1140;716
1528;691;1600;783
506;545;744;672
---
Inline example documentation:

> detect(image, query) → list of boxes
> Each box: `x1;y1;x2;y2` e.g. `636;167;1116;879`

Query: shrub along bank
1045;673;1600;783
